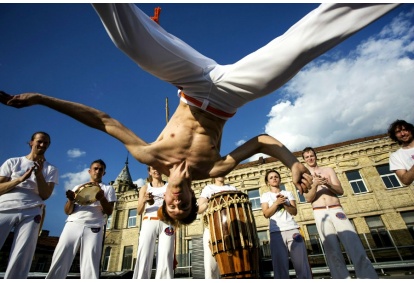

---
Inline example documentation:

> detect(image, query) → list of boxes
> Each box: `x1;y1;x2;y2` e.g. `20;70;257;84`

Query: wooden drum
205;190;260;278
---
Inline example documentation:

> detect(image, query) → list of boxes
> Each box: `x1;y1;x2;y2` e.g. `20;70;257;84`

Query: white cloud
61;168;90;191
264;9;414;152
67;148;86;158
134;178;146;187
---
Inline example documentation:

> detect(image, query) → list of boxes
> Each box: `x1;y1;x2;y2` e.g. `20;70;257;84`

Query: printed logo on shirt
34;214;42;224
335;212;347;220
91;227;101;233
292;233;303;242
164;226;175;236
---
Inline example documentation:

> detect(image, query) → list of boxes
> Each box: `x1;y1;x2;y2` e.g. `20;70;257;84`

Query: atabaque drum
73;182;101;205
205;190;260;278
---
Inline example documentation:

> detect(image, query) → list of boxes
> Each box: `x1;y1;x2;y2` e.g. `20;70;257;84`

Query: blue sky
1;3;413;236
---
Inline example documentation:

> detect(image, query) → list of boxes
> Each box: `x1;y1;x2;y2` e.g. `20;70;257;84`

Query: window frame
247;188;261;211
122;245;134;270
376;164;403;189
345;170;368;194
127;208;137;228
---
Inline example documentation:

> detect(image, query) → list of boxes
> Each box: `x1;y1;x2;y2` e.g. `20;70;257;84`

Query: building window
257;230;269;245
376;164;402;189
247;188;261;210
128;209;137;228
307;224;323;254
187;239;192;267
257;230;270;258
102;247;111;271
345;170;368;194
365;216;393;248
122;245;134;270
401;211;414;240
34;257;47;272
106;215;112;230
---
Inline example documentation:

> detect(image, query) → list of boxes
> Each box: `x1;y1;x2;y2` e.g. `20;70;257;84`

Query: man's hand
291;162;313;195
18;166;36;183
0;91;39;108
95;189;106;201
66;190;76;201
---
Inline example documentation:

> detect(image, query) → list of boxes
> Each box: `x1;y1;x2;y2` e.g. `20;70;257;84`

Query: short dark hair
302;147;317;159
387;119;414;144
29;132;51;147
161;190;198;226
91;159;106;170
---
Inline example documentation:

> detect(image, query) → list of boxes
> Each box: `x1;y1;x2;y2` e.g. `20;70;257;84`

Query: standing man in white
197;176;237;279
46;159;116;279
133;166;175;279
0;131;58;279
387;119;414;185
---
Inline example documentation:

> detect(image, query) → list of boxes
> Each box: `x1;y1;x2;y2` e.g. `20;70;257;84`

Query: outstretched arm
211;134;312;194
395;167;414;186
1;91;155;165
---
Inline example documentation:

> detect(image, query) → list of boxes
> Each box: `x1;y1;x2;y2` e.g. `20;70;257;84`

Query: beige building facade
102;134;414;277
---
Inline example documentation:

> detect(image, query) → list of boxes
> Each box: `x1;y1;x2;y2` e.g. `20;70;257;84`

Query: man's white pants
133;218;175;279
313;207;378;279
92;3;399;115
0;206;42;279
46;221;104;279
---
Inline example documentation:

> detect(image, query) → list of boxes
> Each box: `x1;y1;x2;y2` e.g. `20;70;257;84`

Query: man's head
89;159;106;183
29;131;51;155
387;119;414;145
162;177;195;224
161;188;198;226
302;147;317;167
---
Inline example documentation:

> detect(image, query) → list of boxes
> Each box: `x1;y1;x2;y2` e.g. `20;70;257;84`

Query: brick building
2;133;412;278
101;133;414;277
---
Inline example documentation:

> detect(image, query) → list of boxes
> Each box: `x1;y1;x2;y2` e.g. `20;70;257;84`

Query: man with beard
388;120;414;185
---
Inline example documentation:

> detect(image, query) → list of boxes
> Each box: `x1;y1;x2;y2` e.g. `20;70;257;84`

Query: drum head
74;182;101;205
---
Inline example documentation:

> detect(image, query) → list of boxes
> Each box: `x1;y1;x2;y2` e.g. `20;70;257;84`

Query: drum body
205;190;260;278
74;182;101;205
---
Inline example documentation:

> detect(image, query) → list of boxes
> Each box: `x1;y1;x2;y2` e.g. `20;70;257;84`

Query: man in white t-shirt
46;159;116;279
197;176;237;279
388;119;414;185
0;131;59;279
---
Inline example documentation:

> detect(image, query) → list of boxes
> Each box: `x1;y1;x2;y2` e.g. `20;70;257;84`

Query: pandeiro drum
73;182;101;205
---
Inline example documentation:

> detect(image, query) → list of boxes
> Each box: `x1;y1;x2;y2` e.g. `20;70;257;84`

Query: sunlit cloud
61;168;90;191
67;148;86;158
134;178;146;187
264;9;414;152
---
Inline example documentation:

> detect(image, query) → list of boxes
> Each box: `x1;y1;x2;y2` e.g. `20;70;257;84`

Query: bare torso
145;101;226;180
308;166;341;207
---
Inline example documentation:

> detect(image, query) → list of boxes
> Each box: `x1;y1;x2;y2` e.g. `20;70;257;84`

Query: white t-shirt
144;182;167;217
200;183;237;199
0;156;59;211
389;147;414;182
66;182;117;227
260;190;298;232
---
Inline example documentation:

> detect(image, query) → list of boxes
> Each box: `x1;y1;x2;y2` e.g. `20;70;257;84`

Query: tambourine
74;182;101;205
